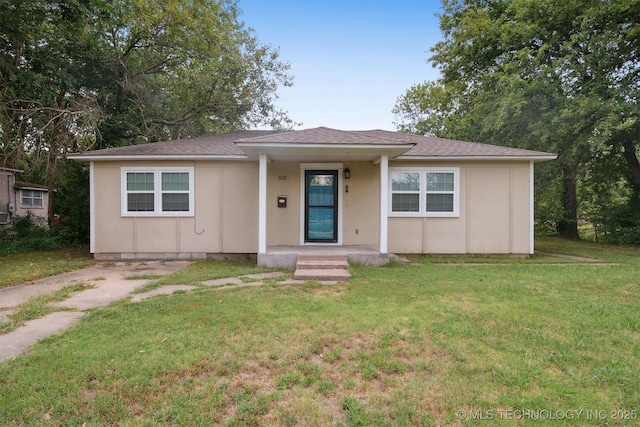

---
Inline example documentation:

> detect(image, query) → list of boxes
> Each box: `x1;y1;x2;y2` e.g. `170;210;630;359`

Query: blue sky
239;0;443;130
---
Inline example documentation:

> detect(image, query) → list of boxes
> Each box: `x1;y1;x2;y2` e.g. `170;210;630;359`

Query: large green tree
95;0;294;147
1;0;293;229
1;0;104;222
394;0;639;239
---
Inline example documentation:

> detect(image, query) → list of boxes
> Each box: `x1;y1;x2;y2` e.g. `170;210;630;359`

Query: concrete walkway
0;262;290;363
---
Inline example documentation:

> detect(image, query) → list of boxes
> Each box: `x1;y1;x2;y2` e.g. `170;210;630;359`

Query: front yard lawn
0;247;92;289
1;237;638;425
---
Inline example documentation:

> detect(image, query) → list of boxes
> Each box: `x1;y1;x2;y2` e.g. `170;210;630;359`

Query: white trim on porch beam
258;154;267;254
379;155;388;254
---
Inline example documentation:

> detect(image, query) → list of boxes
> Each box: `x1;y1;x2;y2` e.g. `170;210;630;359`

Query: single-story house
69;127;556;267
0;167;50;225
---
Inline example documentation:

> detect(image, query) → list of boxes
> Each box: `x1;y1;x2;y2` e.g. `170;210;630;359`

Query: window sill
388;212;459;218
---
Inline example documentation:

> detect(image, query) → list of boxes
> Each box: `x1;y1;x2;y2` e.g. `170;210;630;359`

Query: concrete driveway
0;261;190;362
0;261;291;363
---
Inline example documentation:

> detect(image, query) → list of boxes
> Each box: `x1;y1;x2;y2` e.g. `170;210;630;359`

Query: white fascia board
237;143;414;161
67;154;250;162
236;142;413;150
396;155;558;162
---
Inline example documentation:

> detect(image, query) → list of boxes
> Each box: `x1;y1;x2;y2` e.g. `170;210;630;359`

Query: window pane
307;207;335;240
392;172;420;191
162;193;189;211
426;173;454;192
128;193;155;211
162;172;189;191
127;173;154;191
21;190;43;208
308;175;334;206
392;194;419;212
21;190;32;206
426;194;454;212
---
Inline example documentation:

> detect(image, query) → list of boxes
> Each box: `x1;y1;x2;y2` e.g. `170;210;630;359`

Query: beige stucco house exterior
69;127;555;267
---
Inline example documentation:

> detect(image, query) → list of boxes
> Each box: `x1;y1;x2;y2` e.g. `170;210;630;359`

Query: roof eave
396;155;558;162
0;167;23;173
15;184;48;191
67;154;250;162
235;142;415;160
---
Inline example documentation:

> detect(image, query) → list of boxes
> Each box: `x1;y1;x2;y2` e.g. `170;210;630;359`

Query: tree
95;0;293;147
1;0;294;232
394;0;640;240
1;0;105;224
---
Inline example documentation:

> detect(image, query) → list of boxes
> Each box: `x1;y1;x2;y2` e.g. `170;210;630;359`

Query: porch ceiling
235;143;414;162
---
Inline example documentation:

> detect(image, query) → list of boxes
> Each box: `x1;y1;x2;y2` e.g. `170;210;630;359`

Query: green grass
1;239;639;425
0;247;92;289
0;283;94;334
536;236;640;263
132;259;282;293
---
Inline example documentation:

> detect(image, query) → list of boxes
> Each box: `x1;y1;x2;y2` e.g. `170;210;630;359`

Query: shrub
0;213;74;255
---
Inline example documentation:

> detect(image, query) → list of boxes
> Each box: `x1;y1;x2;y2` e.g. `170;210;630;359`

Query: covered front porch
235;128;416;268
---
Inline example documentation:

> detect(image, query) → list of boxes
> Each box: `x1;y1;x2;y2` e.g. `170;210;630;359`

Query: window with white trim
121;167;194;217
21;189;44;208
389;168;459;217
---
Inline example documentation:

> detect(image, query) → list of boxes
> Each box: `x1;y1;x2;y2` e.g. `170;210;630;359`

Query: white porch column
379;155;388;254
258;154;267;254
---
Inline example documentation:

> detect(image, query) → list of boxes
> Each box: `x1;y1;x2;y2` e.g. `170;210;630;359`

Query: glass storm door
305;170;338;243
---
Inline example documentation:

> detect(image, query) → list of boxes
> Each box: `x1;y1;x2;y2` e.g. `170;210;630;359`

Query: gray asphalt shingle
70;127;555;159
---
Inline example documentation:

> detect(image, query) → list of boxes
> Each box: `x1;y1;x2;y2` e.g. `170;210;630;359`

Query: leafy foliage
0;213;61;254
1;0;294;241
394;0;640;242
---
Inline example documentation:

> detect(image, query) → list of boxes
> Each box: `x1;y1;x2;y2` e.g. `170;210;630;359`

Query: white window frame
389;167;460;217
21;189;44;208
121;167;195;217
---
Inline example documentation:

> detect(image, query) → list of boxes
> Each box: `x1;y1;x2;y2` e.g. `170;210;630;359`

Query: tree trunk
557;166;579;238
46;87;67;227
621;136;640;206
46;143;57;227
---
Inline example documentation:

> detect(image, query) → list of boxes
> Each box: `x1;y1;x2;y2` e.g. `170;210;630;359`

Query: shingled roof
70;130;281;159
236;126;411;145
353;130;555;158
68;127;556;161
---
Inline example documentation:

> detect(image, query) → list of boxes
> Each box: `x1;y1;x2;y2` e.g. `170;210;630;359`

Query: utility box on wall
277;195;287;208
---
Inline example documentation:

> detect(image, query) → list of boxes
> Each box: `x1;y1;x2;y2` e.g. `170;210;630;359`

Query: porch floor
258;245;389;269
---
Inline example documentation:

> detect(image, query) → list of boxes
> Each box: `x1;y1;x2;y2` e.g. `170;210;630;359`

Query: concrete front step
292;268;351;281
297;254;347;262
295;260;349;270
293;254;351;282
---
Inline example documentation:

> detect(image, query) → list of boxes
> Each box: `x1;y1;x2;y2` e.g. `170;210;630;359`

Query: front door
305;170;338;243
